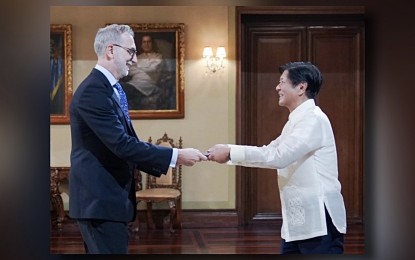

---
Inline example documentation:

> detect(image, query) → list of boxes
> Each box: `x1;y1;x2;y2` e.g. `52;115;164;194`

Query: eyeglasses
112;44;137;61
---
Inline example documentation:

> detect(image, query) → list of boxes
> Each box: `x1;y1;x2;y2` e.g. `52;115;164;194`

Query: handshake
177;144;230;166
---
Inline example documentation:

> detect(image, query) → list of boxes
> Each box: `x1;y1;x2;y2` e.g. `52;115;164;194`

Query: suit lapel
92;69;137;137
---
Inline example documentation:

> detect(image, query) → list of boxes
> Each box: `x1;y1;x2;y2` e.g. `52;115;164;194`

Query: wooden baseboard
136;209;239;229
183;210;239;228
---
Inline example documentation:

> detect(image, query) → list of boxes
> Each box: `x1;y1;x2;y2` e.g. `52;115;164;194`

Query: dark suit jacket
69;68;172;222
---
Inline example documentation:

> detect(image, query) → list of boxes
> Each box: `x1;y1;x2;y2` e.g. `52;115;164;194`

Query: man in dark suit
69;24;206;254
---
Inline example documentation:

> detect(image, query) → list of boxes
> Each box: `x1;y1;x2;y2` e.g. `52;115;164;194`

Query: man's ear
106;45;114;60
298;82;308;96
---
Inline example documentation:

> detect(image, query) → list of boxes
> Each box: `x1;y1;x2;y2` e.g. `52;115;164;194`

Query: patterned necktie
113;82;131;122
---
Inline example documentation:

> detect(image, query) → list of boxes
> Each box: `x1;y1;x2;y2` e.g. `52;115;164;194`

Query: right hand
177;148;207;166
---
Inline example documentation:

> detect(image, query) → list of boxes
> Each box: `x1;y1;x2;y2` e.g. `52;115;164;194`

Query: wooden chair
135;133;183;233
50;167;70;231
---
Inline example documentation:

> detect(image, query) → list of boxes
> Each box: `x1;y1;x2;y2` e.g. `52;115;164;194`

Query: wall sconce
203;46;226;73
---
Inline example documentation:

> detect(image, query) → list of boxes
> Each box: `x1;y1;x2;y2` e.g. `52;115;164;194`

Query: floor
50;219;365;254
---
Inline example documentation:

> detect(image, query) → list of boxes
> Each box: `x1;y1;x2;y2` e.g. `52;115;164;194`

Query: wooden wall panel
308;27;364;221
237;9;365;224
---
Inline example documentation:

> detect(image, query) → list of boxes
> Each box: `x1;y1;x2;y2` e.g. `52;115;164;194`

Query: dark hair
141;33;153;41
278;61;323;99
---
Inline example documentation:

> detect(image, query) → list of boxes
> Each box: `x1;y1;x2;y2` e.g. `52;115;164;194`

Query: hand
177;148;207;166
206;144;231;164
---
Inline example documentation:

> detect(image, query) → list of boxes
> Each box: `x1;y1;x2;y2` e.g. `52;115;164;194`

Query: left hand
206;144;231;164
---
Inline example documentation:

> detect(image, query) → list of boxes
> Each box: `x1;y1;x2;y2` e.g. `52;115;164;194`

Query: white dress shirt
229;99;346;242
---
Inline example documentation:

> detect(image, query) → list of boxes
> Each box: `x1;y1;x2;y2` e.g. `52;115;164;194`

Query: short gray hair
94;24;134;57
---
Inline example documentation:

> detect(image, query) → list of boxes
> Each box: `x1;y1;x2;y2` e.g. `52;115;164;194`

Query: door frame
235;6;365;226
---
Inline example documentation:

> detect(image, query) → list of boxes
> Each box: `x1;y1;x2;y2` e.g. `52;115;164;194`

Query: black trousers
77;219;129;254
281;207;344;254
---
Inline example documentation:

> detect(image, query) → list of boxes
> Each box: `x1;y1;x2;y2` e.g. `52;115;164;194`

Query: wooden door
237;8;364;225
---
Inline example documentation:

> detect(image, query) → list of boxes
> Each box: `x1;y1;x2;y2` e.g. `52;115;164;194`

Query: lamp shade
203;47;213;58
216;47;226;58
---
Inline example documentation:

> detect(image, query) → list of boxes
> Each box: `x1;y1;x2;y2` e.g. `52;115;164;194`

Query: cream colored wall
50;6;236;209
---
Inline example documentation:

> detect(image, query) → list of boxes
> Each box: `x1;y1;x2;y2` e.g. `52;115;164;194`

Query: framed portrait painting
50;24;73;124
118;23;185;119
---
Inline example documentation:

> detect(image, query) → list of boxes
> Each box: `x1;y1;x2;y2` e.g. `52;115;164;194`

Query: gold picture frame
50;24;73;124
118;23;185;119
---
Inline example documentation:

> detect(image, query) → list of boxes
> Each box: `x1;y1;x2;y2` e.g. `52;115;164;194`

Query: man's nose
130;54;137;64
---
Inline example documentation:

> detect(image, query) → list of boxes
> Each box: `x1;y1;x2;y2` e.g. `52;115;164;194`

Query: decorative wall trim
136;209;239;229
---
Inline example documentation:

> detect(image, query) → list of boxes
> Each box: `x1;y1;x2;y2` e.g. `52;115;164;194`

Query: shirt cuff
170;148;178;168
228;144;245;163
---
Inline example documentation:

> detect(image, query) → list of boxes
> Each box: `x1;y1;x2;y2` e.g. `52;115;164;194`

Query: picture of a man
121;33;176;111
